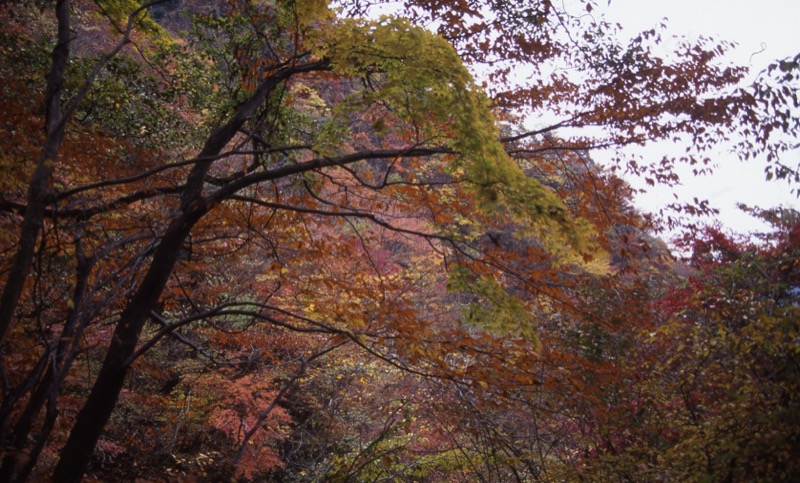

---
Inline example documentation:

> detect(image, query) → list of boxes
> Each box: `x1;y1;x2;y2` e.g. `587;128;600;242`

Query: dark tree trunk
0;0;71;343
0;232;91;483
49;61;305;481
52;214;198;482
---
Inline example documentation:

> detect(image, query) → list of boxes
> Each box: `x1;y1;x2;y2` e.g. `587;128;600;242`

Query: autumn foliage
0;0;798;481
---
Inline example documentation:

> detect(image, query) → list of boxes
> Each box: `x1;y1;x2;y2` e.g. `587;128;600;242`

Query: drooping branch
125;304;345;369
207;146;453;205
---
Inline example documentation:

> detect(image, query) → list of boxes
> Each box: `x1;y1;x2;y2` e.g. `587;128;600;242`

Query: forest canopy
0;0;798;481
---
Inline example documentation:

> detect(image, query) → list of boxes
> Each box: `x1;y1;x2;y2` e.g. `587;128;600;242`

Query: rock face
148;0;182;20
150;0;183;22
148;0;209;34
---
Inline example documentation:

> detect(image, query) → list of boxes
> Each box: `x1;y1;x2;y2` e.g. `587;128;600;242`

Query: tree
0;0;793;480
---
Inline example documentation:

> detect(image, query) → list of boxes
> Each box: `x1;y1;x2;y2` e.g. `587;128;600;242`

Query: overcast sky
597;0;799;236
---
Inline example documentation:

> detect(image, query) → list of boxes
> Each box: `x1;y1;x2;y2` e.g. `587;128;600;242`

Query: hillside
0;0;798;481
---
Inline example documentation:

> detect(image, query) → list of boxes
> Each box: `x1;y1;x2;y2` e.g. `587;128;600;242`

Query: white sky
596;0;799;236
373;0;798;237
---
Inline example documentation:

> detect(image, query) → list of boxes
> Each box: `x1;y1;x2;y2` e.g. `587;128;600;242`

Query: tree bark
0;231;91;483
0;0;71;343
50;60;318;481
51;213;198;482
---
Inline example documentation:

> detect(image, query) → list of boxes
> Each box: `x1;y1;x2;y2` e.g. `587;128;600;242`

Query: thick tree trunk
0;0;153;344
49;60;301;481
0;0;71;343
52;214;197;482
0;236;91;483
